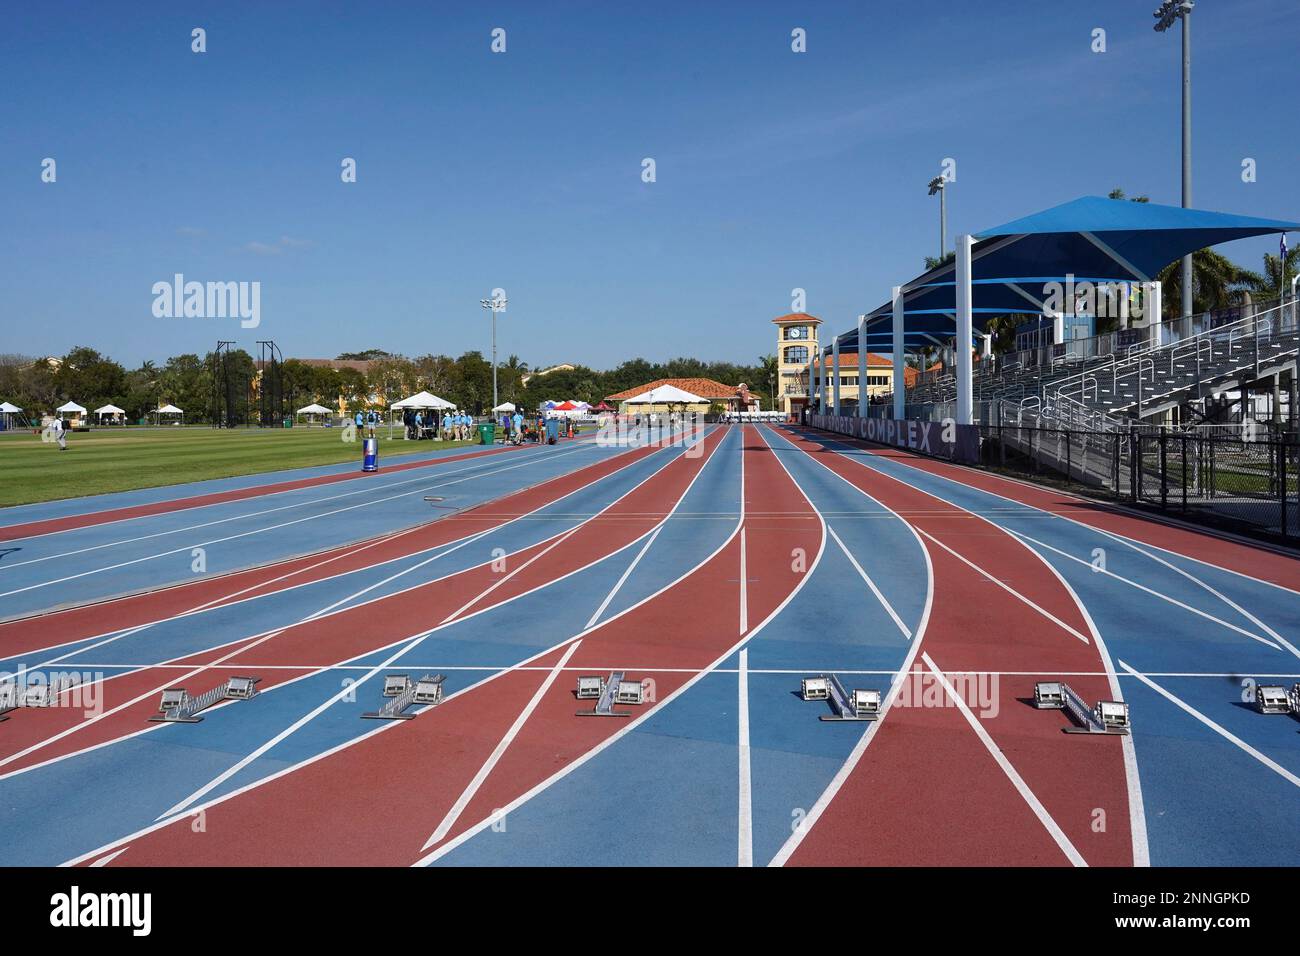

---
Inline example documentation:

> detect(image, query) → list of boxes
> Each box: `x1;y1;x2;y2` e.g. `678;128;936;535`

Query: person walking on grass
53;416;67;451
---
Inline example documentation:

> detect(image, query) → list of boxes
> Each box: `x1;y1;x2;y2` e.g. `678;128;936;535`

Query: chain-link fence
981;423;1298;542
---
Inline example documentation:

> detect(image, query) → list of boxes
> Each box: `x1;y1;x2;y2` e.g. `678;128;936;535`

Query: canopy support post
892;285;905;420
955;234;974;425
832;338;841;415
857;315;868;418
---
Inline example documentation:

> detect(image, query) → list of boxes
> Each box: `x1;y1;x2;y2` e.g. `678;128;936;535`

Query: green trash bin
477;423;496;445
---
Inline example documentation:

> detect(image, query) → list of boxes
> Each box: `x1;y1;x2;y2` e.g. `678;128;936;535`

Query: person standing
54;416;67;451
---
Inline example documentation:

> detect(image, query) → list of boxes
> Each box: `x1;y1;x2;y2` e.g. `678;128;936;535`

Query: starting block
0;681;16;722
576;671;642;718
803;674;880;721
0;675;82;719
150;676;261;723
1253;683;1299;717
363;673;444;720
1033;681;1129;735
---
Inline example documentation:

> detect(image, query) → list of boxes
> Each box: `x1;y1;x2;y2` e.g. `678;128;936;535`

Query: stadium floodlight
927;175;948;260
1255;685;1292;715
1034;681;1066;709
576;676;604;700
801;677;829;701
159;688;189;712
1152;0;1195;319
480;293;509;413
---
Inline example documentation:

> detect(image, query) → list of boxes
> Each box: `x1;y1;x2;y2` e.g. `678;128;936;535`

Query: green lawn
0;425;478;507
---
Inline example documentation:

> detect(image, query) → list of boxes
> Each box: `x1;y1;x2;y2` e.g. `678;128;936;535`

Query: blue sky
3;0;1296;370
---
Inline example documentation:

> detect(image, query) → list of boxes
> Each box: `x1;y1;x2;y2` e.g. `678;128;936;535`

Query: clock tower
771;312;821;417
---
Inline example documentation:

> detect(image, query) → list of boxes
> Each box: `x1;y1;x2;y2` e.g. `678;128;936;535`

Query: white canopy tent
389;390;455;438
296;402;333;426
94;404;126;425
0;401;22;432
154;403;184;426
623;384;704;405
54;401;87;427
491;402;517;413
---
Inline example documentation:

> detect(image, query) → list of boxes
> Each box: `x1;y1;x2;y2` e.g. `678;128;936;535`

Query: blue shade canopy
845;196;1300;354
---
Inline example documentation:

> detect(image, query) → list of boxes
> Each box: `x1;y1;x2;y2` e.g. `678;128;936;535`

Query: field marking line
1119;660;1300;789
922;652;1087;867
738;647;752;868
825;523;911;640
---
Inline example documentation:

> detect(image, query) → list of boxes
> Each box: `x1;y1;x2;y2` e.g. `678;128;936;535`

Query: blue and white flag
1282;233;1289;261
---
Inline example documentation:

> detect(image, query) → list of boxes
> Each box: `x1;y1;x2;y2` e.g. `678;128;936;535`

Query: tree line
0;348;776;424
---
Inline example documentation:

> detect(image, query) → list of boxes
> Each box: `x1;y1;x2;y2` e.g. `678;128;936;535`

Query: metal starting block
1033;681;1129;735
363;674;445;719
1253;683;1299;717
803;674;880;721
0;676;82;720
150;676;261;723
576;671;641;718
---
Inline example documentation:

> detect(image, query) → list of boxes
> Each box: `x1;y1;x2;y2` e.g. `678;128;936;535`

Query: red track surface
840;436;1300;591
0;435;719;774
780;429;1132;867
0;438;654;657
86;425;820;866
0;442;523;542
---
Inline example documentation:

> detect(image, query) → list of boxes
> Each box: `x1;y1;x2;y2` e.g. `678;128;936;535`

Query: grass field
0;425;477;507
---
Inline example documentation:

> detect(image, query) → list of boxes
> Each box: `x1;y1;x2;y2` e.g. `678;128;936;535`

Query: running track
1;424;1297;866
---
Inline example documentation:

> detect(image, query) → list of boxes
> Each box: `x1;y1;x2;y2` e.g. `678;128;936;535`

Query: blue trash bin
362;437;379;472
545;419;560;444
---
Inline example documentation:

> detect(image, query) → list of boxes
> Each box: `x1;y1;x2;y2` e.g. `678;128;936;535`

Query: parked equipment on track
802;674;880;721
1033;681;1129;734
1252;683;1299;717
363;674;445;720
575;671;643;717
150;676;261;723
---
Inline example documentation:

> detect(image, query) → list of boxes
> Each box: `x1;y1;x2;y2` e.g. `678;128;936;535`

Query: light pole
480;293;507;414
1154;0;1195;320
928;175;947;261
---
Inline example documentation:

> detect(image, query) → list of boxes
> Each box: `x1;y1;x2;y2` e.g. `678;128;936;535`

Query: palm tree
1243;247;1298;303
1154;248;1259;318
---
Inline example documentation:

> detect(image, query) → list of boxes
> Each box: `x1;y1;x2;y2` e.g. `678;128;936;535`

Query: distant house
605;377;741;415
521;363;575;386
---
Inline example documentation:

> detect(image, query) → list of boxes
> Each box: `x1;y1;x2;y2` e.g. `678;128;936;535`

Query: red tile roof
771;312;822;325
605;377;739;402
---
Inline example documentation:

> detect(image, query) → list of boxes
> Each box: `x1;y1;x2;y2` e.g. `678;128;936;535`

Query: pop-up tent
389;390;455;436
296;402;332;425
0;401;23;431
94;404;125;424
55;401;87;426
492;402;517;413
155;403;184;426
624;384;704;405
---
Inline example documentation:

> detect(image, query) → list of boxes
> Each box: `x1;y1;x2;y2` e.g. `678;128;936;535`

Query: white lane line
1003;527;1276;650
739;528;748;635
60;433;740;867
759;424;933;868
825;523;911;640
1086;526;1299;659
88;847;129;867
153;429;729;821
421;640;583;850
0;442;598;600
415;424;814;866
738;647;752;868
1118;660;1300;788
585;527;661;629
0;437;705;777
922;652;1087;867
915;527;1090;644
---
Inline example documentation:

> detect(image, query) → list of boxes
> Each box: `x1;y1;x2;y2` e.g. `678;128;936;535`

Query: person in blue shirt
441;412;452;441
354;410;363;430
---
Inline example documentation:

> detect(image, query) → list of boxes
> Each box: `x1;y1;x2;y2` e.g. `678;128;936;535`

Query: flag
1282;233;1288;260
